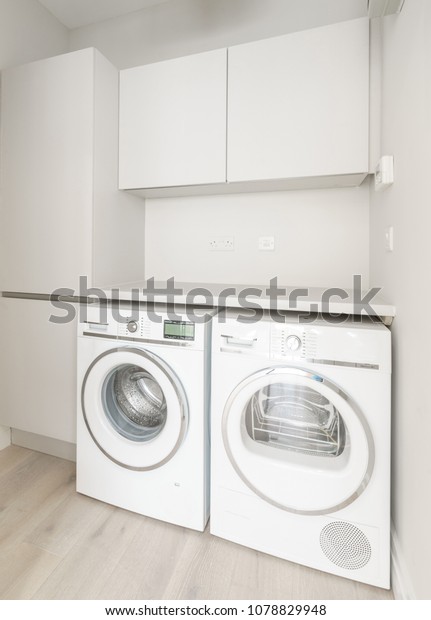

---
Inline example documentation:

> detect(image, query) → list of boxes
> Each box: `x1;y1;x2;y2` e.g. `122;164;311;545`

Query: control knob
127;320;138;334
285;335;301;352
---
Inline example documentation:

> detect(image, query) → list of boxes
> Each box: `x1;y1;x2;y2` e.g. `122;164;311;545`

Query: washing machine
77;303;213;531
211;310;391;588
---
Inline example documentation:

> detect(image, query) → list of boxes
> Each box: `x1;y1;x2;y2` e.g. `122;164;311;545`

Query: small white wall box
375;156;394;192
368;0;405;18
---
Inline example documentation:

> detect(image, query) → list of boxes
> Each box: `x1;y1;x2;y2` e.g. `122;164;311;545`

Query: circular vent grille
320;521;372;570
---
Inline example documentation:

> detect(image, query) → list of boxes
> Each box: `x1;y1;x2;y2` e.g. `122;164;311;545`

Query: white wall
69;0;367;69
145;186;369;287
0;0;68;70
70;0;370;288
370;0;431;599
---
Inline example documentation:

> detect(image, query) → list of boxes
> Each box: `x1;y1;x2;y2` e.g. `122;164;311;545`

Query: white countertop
99;280;396;324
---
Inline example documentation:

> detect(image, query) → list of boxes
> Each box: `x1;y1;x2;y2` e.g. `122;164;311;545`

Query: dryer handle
221;334;257;347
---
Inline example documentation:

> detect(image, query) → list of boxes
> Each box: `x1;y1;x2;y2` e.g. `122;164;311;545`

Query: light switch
258;236;275;251
384;227;394;252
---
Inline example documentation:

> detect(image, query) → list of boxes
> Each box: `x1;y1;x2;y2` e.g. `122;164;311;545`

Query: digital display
164;321;195;341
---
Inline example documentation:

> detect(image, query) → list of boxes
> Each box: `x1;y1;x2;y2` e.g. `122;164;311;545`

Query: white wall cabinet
227;18;369;183
119;18;369;196
119;49;227;190
0;48;146;294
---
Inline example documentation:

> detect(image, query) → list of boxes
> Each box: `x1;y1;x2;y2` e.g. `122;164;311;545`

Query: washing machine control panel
118;315;152;340
115;315;203;347
81;305;211;350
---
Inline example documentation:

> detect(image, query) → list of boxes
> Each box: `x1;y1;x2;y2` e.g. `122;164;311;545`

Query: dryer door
222;367;374;515
82;347;188;470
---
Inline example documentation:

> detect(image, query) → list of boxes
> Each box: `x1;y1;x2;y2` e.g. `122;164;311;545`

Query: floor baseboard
391;522;415;599
0;425;11;450
11;428;76;462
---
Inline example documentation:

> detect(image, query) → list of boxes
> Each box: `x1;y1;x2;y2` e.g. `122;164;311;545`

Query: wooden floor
0;446;393;600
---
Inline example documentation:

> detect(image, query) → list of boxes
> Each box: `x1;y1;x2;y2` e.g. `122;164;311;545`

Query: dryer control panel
270;324;318;361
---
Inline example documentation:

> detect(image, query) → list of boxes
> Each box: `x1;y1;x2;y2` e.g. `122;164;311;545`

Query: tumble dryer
211;311;391;588
77;303;213;531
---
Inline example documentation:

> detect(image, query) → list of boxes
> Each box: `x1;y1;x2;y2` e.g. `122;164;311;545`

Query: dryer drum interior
245;382;346;457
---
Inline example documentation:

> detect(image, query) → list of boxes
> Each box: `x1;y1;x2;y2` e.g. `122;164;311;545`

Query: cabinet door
227;18;369;183
119;49;227;189
0;298;77;443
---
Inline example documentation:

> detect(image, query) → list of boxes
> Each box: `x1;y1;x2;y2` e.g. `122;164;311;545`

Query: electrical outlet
209;236;235;251
375;155;394;192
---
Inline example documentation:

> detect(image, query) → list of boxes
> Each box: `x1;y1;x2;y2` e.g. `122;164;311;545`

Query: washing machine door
222;367;374;515
82;347;188;470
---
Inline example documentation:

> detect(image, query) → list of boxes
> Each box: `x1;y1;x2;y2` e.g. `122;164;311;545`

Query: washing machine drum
82;347;188;470
113;365;167;428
